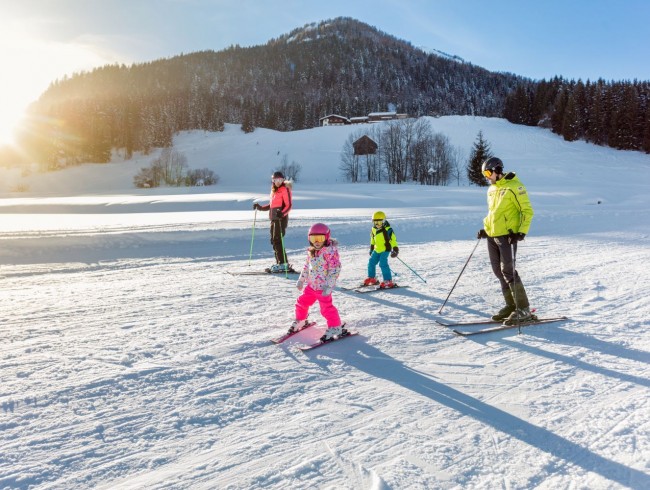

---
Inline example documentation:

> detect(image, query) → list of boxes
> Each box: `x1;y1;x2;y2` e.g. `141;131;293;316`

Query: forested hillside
504;77;650;152
20;18;521;166
16;17;649;169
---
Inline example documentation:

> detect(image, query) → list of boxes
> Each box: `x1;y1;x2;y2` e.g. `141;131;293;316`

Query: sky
1;0;649;145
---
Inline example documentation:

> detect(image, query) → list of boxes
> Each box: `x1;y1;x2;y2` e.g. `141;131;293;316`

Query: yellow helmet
372;211;386;221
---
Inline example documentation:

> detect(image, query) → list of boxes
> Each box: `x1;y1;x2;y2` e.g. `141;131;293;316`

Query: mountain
21;17;523;165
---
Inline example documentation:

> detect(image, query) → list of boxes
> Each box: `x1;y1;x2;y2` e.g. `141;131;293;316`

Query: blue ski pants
368;251;391;281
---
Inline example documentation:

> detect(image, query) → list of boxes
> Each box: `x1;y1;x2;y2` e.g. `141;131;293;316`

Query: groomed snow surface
1;117;649;489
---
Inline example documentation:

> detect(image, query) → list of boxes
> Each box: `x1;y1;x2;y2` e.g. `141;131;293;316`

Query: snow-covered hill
1;117;649;489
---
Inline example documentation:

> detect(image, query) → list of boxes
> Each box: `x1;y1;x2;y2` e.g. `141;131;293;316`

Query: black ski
437;308;539;326
436;318;500;327
227;269;298;276
340;284;409;294
453;316;568;336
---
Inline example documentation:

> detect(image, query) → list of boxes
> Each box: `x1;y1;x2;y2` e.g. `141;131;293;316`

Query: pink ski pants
295;285;341;327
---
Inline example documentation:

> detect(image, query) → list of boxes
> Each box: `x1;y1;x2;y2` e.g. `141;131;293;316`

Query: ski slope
1;117;649;489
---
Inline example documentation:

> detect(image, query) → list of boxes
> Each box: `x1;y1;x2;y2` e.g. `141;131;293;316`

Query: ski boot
503;281;535;325
363;277;379;286
288;319;307;334
503;307;535;326
491;288;516;321
319;326;343;342
269;263;290;273
380;280;395;289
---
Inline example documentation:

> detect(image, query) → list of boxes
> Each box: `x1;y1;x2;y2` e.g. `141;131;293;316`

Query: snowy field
1;117;649;489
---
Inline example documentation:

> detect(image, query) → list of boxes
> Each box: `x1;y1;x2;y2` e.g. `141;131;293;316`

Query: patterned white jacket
298;239;341;291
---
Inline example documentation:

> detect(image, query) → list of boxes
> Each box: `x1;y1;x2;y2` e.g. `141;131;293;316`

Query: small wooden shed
353;135;378;155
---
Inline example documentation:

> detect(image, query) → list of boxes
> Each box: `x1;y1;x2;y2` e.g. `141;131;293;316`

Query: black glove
390;247;399;258
369;245;374;256
477;229;488;239
508;231;526;244
253;203;261;211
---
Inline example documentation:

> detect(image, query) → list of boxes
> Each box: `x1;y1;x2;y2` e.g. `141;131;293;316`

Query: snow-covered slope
1;117;649;489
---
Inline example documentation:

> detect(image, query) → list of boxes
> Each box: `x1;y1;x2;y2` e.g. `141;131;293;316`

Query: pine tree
241;111;255;133
561;92;579;141
467;131;492;186
643;104;650;154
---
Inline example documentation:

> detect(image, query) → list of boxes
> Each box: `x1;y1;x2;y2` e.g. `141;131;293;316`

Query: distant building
368;111;397;122
319;112;409;127
319;114;350;126
367;112;408;122
353;135;378;155
350;116;369;124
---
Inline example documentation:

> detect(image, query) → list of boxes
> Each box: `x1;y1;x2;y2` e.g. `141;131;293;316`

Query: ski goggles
272;177;284;184
482;169;494;177
373;219;384;225
309;234;327;243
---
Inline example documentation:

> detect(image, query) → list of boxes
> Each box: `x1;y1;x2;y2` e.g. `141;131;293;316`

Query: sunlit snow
1;117;649;489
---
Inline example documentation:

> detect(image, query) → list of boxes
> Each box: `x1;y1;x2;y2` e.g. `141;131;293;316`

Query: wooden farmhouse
368;111;408;122
350;116;369;124
319;114;350;126
320;112;409;127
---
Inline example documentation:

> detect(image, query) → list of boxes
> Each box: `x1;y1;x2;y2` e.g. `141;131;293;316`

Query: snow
1;116;649;489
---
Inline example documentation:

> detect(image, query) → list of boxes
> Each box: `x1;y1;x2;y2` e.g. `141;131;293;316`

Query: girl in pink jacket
290;223;347;342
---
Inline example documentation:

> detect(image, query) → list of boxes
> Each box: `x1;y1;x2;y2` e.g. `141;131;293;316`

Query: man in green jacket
477;157;535;325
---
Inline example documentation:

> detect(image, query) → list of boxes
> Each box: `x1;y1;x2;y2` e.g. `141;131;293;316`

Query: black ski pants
487;235;522;291
270;216;289;264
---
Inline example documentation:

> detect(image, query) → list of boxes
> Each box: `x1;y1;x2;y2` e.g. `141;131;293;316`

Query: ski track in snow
1;236;649;489
1;117;649;489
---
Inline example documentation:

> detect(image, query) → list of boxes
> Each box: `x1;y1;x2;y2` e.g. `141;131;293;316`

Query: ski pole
279;222;288;278
511;240;522;334
396;256;426;283
248;209;257;266
506;229;523;332
438;238;481;314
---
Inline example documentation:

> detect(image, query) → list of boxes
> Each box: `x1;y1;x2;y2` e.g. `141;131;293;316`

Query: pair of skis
340;283;409;294
270;322;358;350
436;316;568;336
227;268;298;276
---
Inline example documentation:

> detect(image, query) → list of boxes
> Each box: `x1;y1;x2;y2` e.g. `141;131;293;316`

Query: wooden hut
353;135;378;155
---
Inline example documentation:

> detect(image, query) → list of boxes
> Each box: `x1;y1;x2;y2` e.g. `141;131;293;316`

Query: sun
0;38;33;146
0;21;116;146
0;26;47;146
0;111;22;146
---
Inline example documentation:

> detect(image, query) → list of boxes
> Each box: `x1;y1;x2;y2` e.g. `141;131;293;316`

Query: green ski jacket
483;172;534;237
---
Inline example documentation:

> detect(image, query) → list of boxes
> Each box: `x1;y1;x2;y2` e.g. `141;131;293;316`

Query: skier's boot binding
504;307;535;325
288;319;306;334
363;277;379;286
320;326;343;342
380;280;395;289
270;263;290;273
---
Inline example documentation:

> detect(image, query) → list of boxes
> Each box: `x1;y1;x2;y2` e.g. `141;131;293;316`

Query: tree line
503;77;650;153
18;17;520;168
339;119;464;185
133;148;219;188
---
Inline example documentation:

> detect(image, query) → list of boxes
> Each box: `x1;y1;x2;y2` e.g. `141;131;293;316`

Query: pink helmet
308;222;330;242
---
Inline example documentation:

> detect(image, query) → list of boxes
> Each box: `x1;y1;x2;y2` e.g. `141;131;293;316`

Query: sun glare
0;21;115;146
